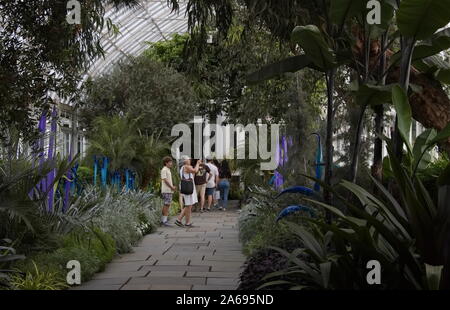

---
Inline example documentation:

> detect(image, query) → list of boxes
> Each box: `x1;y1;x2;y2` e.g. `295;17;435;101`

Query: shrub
0;239;25;289
238;248;289;290
61;227;116;270
238;200;303;256
9;261;68;290
15;244;102;283
170;200;181;217
87;187;162;253
76;166;93;185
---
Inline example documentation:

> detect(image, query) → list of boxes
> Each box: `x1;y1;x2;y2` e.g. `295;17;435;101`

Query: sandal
175;220;184;227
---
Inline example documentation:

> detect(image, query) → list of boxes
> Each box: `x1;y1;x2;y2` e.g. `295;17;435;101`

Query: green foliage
392;85;413;149
144;33;189;68
9;261;67;290
259;115;450;289
229;182;243;200
87;187;162;253
10;186;161;287
85;116;170;189
397;0;450;40
169;200;181;217
0;150;83;254
61;227;116;269
0;239;25;288
0;0;138;141
76;166;94;185
291;25;336;71
17;246;101;283
238;188;309;256
80;56;197;136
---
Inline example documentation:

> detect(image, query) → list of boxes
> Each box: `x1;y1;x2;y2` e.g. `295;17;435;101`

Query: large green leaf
291;25;336;70
429;121;450;145
330;0;365;28
412;28;450;60
355;84;392;106
397;0;450;40
392;85;412;150
391;28;450;65
412;129;437;171
412;54;450;84
246;55;313;84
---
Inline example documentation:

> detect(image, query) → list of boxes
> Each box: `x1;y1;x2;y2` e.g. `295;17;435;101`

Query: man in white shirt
204;156;219;211
161;156;176;226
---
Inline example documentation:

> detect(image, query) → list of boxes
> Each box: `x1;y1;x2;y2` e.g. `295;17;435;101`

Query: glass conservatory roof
88;0;188;77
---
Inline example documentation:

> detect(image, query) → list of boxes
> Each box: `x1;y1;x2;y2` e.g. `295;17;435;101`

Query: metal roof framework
88;0;188;77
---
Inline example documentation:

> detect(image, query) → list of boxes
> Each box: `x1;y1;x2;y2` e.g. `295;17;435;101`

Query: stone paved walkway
74;208;245;290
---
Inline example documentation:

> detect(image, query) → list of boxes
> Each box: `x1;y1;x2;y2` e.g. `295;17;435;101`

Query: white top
205;163;219;188
160;166;173;193
180;166;198;205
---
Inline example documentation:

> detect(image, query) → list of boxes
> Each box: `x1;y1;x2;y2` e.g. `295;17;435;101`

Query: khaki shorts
196;183;206;199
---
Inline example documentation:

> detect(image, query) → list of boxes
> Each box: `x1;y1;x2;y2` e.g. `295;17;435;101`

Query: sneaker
175;220;184;227
185;223;194;228
200;209;204;213
206;208;211;212
161;221;172;227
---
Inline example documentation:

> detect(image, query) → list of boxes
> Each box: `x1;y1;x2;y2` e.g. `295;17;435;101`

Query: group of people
160;155;232;227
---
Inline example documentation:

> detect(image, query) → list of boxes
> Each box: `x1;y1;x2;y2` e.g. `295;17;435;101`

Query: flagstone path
74;206;245;290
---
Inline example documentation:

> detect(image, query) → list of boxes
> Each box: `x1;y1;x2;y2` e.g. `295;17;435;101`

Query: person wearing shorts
161;156;176;226
193;159;210;212
205;156;219;211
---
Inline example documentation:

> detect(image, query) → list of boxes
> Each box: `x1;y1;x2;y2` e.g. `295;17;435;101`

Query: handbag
180;167;194;195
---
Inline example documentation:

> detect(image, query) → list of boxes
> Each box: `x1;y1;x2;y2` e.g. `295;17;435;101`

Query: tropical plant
86;116;137;173
85;116;172;189
9;261;68;290
133;131;171;190
0;239;25;288
0;0;138;141
238;186;315;256
260;95;450;289
167;0;450;191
